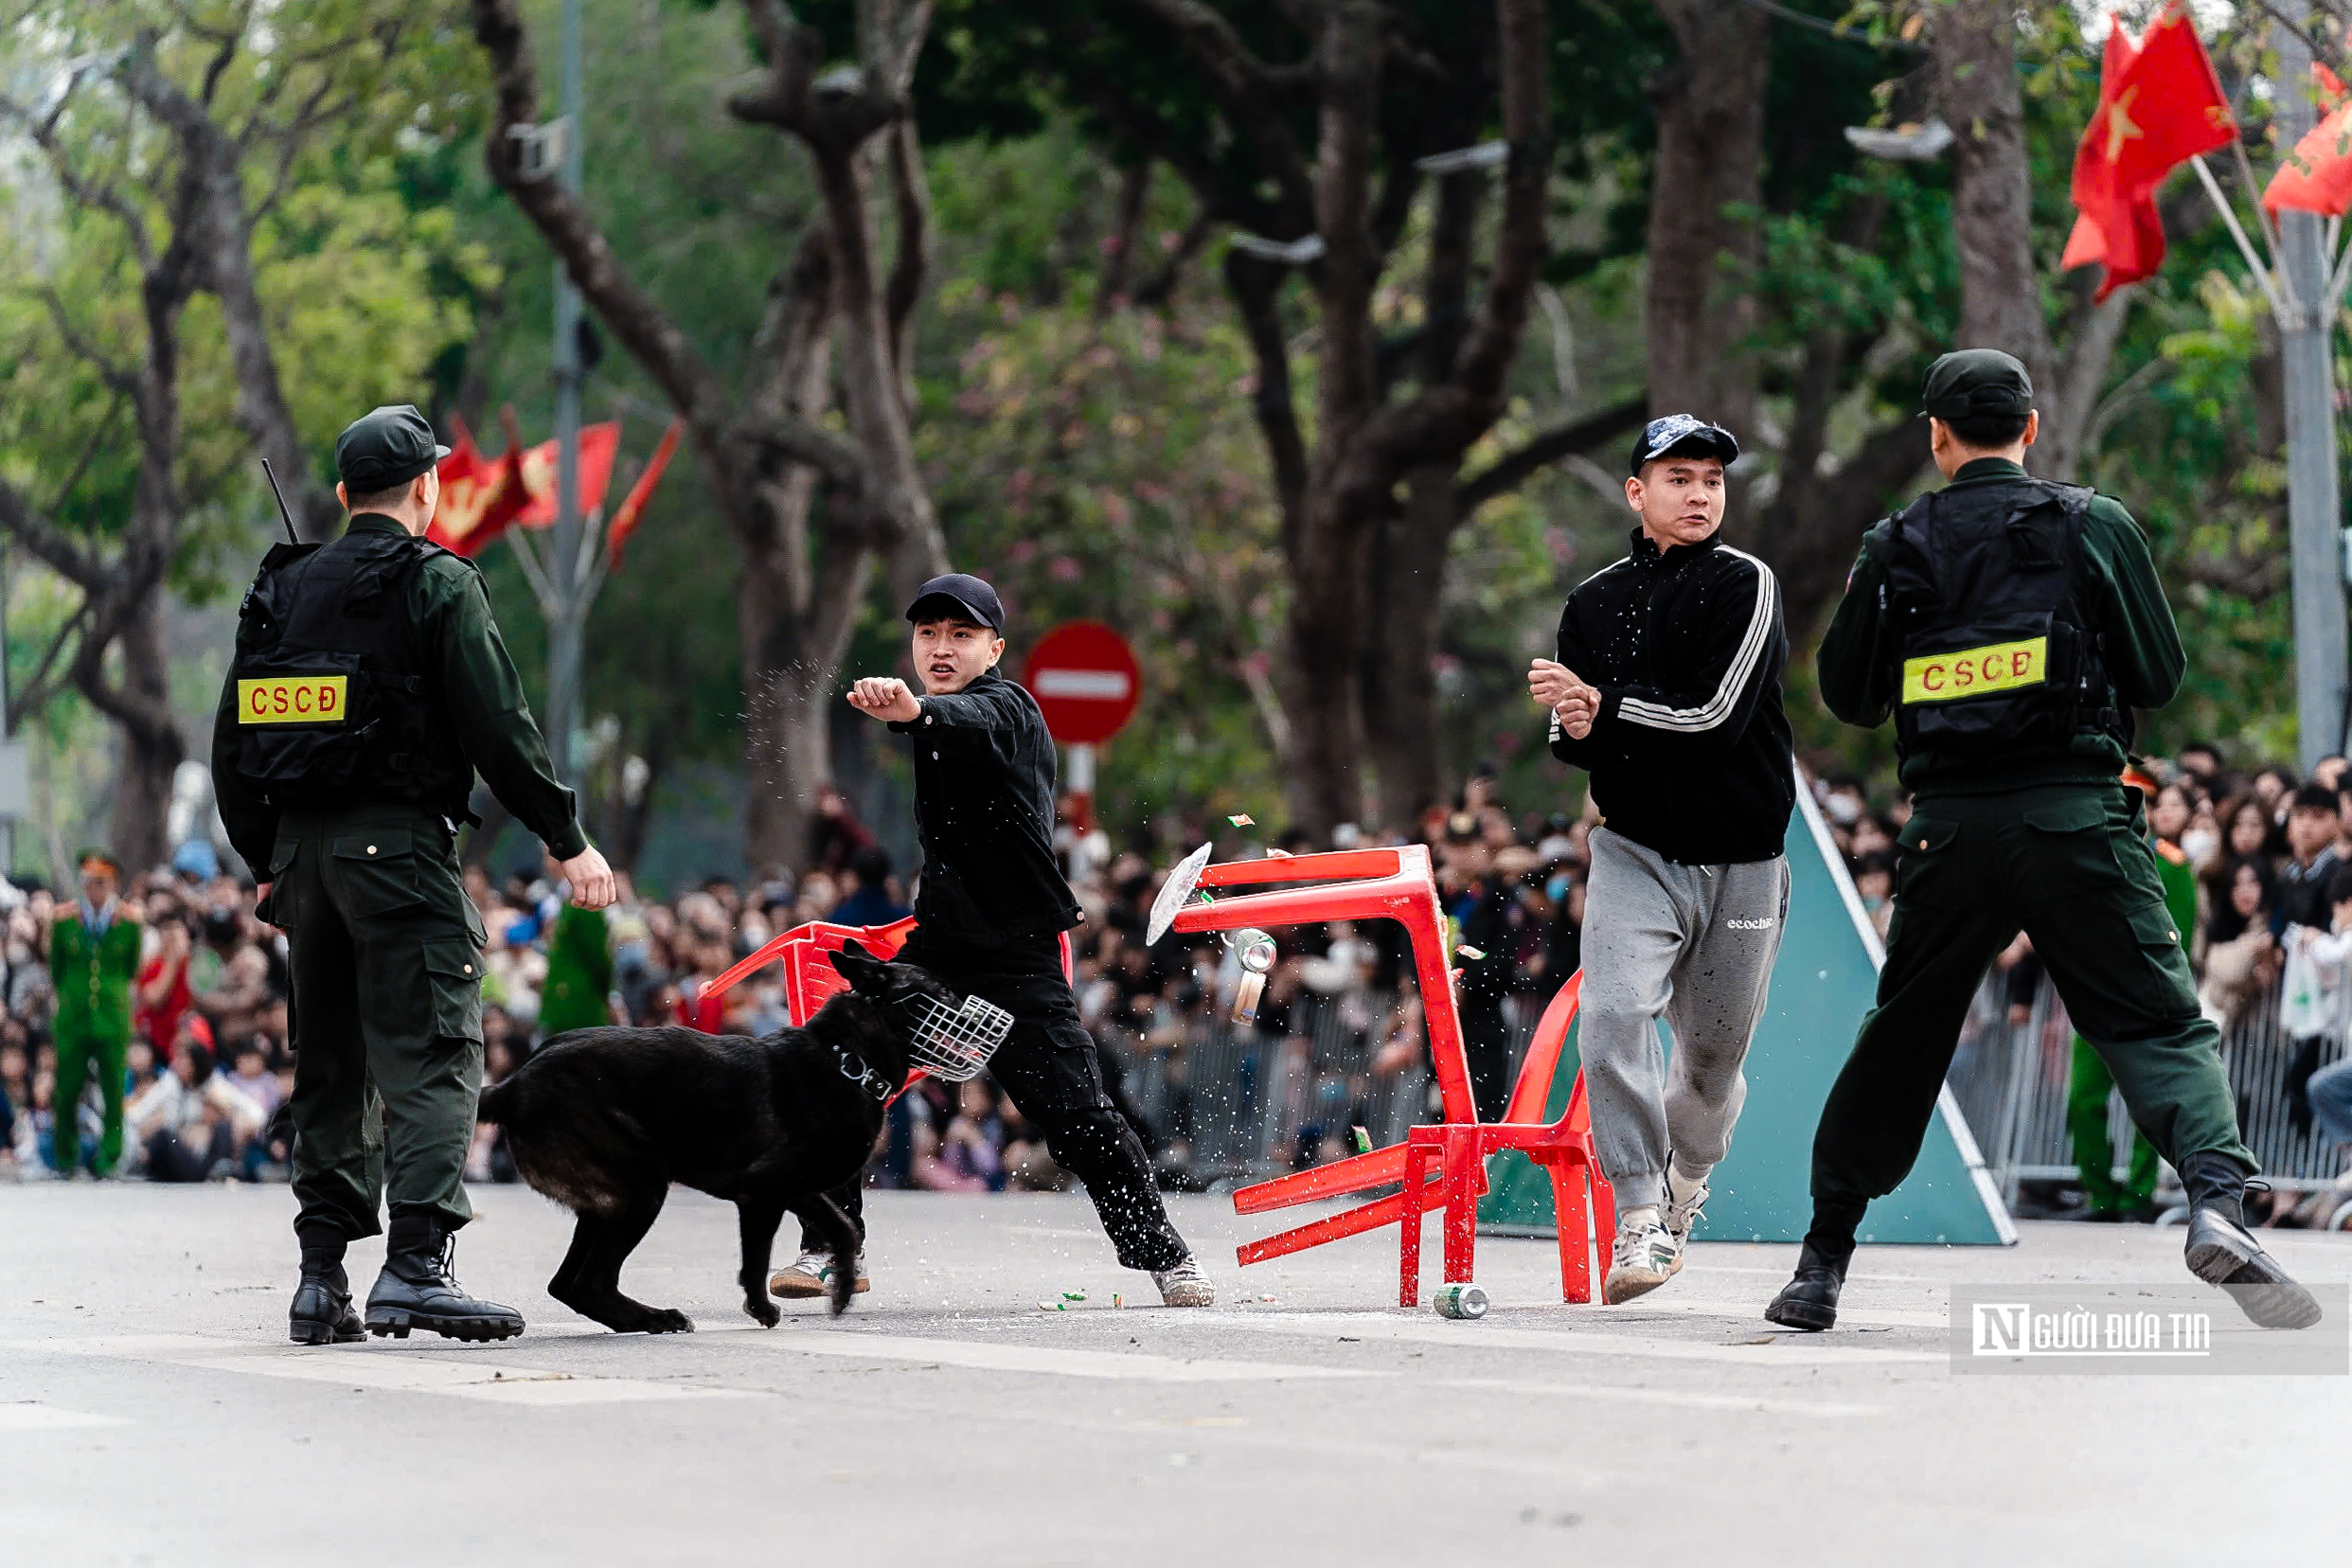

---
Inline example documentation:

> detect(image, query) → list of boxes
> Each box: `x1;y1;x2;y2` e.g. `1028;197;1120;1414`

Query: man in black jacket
1529;416;1795;1304
770;574;1211;1307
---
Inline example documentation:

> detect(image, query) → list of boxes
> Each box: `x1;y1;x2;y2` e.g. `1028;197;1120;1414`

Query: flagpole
2274;19;2348;767
2190;155;2290;317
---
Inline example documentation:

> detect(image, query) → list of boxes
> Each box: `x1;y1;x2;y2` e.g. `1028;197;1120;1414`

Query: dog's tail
789;1194;862;1316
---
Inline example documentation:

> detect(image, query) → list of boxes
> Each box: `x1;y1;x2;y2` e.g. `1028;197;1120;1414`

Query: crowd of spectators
0;768;1596;1192
6;744;2346;1217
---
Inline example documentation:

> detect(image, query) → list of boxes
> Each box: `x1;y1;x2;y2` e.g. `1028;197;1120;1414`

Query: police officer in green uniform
46;849;142;1177
212;405;615;1345
1766;350;2320;1332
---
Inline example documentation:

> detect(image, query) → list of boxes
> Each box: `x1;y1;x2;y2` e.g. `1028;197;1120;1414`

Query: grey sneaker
1151;1255;1216;1307
1604;1213;1682;1305
769;1248;870;1300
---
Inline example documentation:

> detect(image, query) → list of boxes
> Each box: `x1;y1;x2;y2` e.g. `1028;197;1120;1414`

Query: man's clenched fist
847;676;923;723
1529;657;1601;739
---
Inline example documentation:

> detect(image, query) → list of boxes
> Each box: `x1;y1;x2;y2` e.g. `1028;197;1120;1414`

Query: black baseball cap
1920;348;2034;420
905;573;1004;630
1629;414;1740;475
334;404;450;491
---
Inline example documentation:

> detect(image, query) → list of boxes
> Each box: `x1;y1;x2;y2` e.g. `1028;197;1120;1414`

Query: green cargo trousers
1808;783;2251;1250
51;1024;126;1175
267;804;488;1243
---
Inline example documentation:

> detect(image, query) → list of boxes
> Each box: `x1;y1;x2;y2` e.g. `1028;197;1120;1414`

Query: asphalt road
3;1183;2345;1566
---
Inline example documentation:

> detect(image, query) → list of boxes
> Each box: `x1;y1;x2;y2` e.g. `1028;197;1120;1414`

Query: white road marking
1221;1311;1948;1365
1432;1377;1882;1418
0;1403;128;1432
5;1335;753;1407
741;1327;1375;1383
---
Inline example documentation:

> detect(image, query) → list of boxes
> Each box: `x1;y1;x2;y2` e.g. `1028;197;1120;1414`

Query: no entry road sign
1024;620;1142;744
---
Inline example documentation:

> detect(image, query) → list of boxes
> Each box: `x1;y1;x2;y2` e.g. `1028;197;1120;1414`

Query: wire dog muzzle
889;988;1015;1082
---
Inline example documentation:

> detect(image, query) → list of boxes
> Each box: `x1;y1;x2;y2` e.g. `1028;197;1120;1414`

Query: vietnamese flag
428;411;533;558
604;419;684;567
511;422;621;528
2064;6;2237;300
2265;65;2352;217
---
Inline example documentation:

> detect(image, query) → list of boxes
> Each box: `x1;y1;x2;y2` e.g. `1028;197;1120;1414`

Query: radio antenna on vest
260;459;299;544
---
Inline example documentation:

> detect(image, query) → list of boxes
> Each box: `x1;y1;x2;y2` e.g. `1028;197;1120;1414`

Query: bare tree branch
0;80;157;270
1131;206;1216;308
117;39;340;539
1454;395;1648;516
474;0;775;442
1222;249;1310;527
35;286;136;394
882;115;930;405
1114;0;1318;217
0;475;103;588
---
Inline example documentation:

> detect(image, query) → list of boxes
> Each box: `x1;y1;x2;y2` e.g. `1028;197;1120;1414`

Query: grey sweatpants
1579;827;1790;1209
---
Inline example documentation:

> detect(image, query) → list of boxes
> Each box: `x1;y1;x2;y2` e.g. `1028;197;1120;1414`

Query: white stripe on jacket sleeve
1615;549;1779;733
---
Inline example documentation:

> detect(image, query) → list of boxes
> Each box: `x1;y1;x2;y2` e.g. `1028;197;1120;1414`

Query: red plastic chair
1190;845;1614;1304
1397;972;1616;1306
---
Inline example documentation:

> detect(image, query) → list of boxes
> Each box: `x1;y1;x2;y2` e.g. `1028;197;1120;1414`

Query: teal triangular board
1480;769;2015;1246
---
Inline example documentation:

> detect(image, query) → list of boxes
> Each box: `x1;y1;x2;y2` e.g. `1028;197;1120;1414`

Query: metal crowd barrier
1107;989;1547;1183
1943;966;2352;1209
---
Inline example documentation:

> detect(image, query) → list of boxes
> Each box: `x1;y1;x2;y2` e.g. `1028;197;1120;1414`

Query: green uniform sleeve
2080;497;2185;711
1816;524;1897;727
209;667;278;876
422;559;588;860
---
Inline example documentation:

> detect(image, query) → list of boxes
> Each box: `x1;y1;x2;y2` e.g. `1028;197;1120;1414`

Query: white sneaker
769;1248;870;1300
1151;1255;1216;1307
1664;1165;1711;1249
1604;1210;1682;1305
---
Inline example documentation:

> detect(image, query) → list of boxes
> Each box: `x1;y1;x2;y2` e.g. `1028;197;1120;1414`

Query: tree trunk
1278;499;1372;839
1363;465;1453;829
98;611;182;871
1645;0;1770;432
1934;0;2054;401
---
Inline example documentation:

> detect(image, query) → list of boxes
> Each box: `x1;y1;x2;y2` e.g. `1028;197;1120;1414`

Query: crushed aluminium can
1432;1283;1489;1320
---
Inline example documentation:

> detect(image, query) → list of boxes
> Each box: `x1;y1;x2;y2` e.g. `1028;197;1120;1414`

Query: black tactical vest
1878;476;2129;760
226;527;476;821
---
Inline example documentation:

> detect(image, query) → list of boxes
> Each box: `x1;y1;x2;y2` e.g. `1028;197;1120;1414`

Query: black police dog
478;942;935;1332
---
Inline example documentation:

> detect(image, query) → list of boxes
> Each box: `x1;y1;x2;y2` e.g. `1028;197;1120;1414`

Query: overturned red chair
1158;845;1615;1305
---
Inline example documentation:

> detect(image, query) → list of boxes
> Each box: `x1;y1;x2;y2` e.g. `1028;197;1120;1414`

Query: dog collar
832;1042;892;1102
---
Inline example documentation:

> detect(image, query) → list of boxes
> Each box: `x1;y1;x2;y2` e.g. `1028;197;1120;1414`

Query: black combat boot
1764;1241;1850;1331
365;1216;526;1342
2180;1152;2324;1330
290;1234;364;1346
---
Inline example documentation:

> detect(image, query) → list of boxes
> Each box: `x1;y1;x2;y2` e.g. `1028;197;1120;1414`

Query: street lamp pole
545;0;588;794
2275;20;2347;769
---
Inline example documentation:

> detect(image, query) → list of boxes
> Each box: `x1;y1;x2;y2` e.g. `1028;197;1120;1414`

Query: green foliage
918;213;1291;832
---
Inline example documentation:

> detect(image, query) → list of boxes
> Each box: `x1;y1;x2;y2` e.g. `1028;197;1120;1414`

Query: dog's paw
644;1309;695;1335
743;1295;781;1328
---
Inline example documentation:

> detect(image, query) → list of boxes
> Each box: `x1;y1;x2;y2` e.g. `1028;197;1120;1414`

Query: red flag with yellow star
2264;65;2352;217
2063;6;2236;301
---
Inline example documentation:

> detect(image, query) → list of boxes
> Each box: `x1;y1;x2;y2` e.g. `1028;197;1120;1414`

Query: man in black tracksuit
772;574;1212;1307
1530;415;1796;1305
